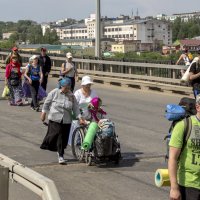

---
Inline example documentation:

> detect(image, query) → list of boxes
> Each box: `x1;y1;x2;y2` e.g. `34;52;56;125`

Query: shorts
179;185;200;200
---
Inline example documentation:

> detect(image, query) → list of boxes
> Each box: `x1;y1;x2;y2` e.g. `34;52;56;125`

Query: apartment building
104;19;172;45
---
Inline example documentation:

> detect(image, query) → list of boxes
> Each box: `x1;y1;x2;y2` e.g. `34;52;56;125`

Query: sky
0;0;200;23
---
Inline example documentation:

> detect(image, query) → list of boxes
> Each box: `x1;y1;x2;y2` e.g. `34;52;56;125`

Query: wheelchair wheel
71;126;87;161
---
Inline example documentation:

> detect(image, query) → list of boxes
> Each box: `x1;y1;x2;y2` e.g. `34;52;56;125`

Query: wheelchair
71;123;121;166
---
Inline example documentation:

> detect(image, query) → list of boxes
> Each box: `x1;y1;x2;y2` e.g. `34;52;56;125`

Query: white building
55;17;172;47
2;32;13;39
156;11;200;22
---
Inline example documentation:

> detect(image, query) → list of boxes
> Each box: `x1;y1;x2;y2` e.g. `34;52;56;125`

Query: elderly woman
24;55;43;111
40;78;84;164
68;75;97;145
5;55;23;106
60;52;78;92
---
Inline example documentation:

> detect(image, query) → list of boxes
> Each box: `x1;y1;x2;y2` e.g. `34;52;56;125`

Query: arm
168;147;181;200
61;63;73;75
40;66;43;84
42;90;54;114
176;55;183;65
5;53;11;64
24;65;32;84
189;62;200;81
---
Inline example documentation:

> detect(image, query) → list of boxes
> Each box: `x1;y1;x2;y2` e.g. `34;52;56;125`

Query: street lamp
95;0;101;58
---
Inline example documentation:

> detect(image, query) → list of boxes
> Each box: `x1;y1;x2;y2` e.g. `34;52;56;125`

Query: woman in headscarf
40;78;85;164
5;55;23;106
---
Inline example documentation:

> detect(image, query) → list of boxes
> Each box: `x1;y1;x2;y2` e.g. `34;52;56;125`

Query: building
2;32;14;40
156;11;200;22
41;23;51;36
55;17;172;47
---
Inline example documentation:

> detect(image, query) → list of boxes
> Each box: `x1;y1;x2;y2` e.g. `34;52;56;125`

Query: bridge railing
0;51;191;95
0;154;61;200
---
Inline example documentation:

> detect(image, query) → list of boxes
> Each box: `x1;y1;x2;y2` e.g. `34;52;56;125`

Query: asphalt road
0;71;190;200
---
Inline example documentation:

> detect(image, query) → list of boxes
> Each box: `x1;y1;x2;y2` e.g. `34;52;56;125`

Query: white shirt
74;89;97;119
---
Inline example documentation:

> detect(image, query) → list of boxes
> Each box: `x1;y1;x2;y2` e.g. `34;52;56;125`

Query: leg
29;81;39;108
41;75;48;91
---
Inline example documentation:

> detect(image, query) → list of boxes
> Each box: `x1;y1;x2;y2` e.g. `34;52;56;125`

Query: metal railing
0;154;61;200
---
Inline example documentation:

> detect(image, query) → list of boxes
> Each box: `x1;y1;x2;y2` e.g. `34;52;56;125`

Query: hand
76;76;79;82
29;79;32;85
79;118;86;125
170;188;181;200
39;78;43;84
40;112;46;122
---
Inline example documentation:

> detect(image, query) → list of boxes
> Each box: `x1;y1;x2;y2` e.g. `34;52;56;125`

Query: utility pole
95;0;101;57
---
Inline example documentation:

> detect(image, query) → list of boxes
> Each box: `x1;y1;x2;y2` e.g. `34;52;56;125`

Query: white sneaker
58;157;67;164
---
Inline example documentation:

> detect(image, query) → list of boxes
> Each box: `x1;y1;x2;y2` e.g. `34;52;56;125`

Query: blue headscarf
58;78;71;89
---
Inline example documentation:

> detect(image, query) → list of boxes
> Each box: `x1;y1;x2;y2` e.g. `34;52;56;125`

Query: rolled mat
155;169;170;187
82;122;99;150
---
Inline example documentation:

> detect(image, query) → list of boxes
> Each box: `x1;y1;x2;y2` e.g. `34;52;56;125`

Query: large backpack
164;97;196;160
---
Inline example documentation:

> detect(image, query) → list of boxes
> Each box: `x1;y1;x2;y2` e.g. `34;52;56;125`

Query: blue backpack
164;97;196;160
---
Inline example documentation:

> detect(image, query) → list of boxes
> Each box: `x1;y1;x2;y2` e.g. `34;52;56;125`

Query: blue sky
0;0;199;23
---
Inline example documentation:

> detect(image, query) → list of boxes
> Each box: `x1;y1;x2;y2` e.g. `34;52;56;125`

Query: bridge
0;52;192;199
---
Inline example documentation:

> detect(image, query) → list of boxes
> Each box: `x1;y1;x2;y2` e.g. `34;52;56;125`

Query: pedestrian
60;52;78;92
40;78;85;164
38;47;51;91
168;94;200;200
24;55;43;111
5;46;22;66
189;50;200;98
5;55;23;106
176;49;192;77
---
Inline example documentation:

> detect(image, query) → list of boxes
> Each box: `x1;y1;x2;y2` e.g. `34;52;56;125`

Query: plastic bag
165;104;186;121
2;85;10;98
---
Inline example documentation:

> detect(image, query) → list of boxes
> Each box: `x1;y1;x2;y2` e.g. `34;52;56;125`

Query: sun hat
66;52;73;59
81;76;93;86
59;78;71;87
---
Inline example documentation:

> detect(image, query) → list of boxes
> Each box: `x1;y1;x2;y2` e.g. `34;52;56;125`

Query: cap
81;76;93;86
41;47;47;51
12;47;18;51
90;97;102;108
196;94;200;104
66;52;73;59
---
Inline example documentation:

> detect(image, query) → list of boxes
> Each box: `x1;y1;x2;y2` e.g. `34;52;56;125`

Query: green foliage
0;20;60;48
172;17;200;41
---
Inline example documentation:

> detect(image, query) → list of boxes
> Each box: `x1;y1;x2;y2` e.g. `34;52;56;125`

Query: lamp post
95;0;101;58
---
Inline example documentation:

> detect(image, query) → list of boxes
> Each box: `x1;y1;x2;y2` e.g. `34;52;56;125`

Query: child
88;97;107;122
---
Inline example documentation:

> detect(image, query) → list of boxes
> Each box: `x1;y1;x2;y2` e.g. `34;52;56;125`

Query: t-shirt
189;61;200;87
29;64;40;81
169;115;200;189
74;89;97;119
63;62;76;78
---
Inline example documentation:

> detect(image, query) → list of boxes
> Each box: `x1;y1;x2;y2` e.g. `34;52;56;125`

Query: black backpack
164;97;196;160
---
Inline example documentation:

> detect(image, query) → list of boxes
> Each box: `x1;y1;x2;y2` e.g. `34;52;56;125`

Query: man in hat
5;47;22;66
189;50;200;98
38;47;51;91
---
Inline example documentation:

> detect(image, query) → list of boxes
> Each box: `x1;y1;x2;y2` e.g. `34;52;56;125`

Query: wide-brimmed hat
81;76;93;86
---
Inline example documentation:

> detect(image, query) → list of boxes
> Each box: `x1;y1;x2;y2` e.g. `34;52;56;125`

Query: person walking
38;47;51;91
5;47;22;66
40;78;84;164
24;55;43;111
5;55;23;106
168;95;200;200
60;52;78;92
189;50;200;98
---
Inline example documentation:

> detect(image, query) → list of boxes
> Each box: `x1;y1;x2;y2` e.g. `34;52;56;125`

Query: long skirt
40;120;71;156
7;80;24;104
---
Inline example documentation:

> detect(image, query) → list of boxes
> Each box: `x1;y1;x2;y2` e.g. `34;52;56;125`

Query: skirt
40;120;71;154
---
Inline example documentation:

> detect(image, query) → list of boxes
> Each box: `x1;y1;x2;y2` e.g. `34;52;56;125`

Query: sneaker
31;107;35;111
35;107;40;112
58;157;66;164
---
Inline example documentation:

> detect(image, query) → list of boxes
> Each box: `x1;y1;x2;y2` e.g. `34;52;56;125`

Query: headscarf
58;77;71;88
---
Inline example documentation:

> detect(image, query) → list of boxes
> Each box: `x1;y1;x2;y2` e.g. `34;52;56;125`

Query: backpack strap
181;117;192;152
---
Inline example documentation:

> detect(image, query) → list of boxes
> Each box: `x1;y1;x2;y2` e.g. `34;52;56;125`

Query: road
0;71;189;200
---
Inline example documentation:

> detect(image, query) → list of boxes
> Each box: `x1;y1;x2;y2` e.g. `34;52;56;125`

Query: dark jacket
38;55;51;74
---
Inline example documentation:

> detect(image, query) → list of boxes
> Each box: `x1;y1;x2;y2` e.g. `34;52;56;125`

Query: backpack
164;97;196;160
